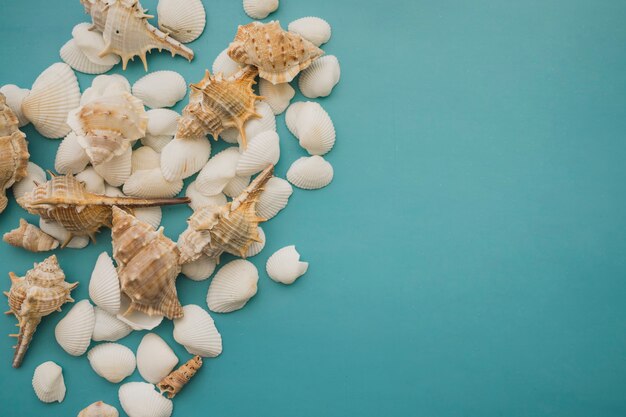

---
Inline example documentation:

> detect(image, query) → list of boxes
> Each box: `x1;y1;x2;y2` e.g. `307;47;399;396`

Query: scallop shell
285;101;305;136
137;333;179;384
266;245;308;284
123;168;184;198
3;219;60;252
88;342;136;383
72;22;121;66
160;135;211;181
132;147;160;173
220;100;276;146
288;17;332;47
92;306;133;341
55;132;90;174
0;84;30;126
142;109;179;151
118;382;173;417
185;181;227;211
212;48;243;78
157;355;203;399
246;226;265;257
132;71;187;109
135;206;163;230
236;130;280;176
181;254;217;281
39;219;90;249
195;147;240;196
157;0;206;44
173;304;222;357
76;167;106;194
60;39;114;74
243;0;279;19
21;62;81;138
93;146;133;186
55;299;96;356
32;361;66;403
286;155;333;190
298;55;341;98
12;162;46;202
89;252;121;315
289;101;335;155
256;177;292;220
223;175;251;198
259;79;294;115
207;260;258;313
78;401;120;417
116;294;164;331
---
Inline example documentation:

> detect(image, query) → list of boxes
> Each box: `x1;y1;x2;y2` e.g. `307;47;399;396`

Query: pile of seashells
1;0;339;416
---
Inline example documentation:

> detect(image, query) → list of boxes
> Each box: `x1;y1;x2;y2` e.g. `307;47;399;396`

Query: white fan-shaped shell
223;175;251;198
0;84;30;126
72;23;121;66
173;304;222;357
157;0;206;44
132;146;161;173
221;101;275;145
39;219;90;249
246;227;265;257
134;207;163;230
161;137;211;181
298;55;341;98
32;361;66;403
89;252;121;315
141;109;179;152
266;245;309;284
236;130;280;176
78;401;119;417
212;48;243;79
93;146;132;187
55;299;96;356
75;167;106;195
285;101;305;136
185;181;227;211
195;147;240;195
291;102;336;155
60;39;114;75
287;156;333;190
21;62;80;138
288;17;332;47
105;185;125;197
243;0;279;19
259;79;295;115
55;132;90;174
117;294;164;331
88;343;136;383
207;260;258;313
132;71;187;109
256;177;292;220
123;168;183;198
92;306;132;342
119;382;173;417
136;333;179;384
181;254;217;281
13;162;46;200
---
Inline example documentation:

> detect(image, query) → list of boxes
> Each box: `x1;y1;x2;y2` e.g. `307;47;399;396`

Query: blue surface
2;0;626;416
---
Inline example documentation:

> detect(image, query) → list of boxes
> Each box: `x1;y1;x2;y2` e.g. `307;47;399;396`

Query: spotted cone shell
0;93;29;212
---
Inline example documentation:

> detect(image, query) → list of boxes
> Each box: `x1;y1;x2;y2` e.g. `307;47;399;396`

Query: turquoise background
1;0;626;416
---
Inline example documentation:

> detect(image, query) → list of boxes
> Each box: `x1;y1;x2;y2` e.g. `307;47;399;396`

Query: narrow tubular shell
55;132;90;174
92;306;133;342
291;101;336;155
243;0;279;19
93;146;133;187
60;39;114;74
142;109;179;151
235;130;280;176
185;181;227;211
78;401;119;417
157;355;203;399
181;254;217;281
298;55;341;98
286;156;334;190
256;177;292;220
137;333;179;384
118;382;173;417
288;17;332;47
173;305;222;357
76;167;106;194
246;226;265;257
266;245;309;284
123;168;184;198
55;299;96;356
259;79;294;115
132;71;187;109
132;146;161;173
220;101;276;145
0;84;30;126
3;219;60;252
13;162;46;201
207;260;258;313
157;0;206;44
32;361;66;403
88;343;136;383
160;137;211;181
212;49;242;78
195;147;240;195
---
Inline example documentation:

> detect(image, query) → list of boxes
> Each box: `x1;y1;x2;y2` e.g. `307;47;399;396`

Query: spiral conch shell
228;21;323;84
178;165;274;264
112;206;184;319
157;355;203;399
0;93;29;213
3;219;60;252
5;255;78;367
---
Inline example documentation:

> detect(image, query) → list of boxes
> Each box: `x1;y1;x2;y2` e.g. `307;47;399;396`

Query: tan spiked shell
0;93;29;213
3;219;60;252
157;355;203;399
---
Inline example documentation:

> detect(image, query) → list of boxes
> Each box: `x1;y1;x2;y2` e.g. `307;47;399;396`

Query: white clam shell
236;130;280;176
75;167;106;195
0;84;30;126
55;132;90;174
92;306;132;342
21;62;80;138
89;252;121;315
55;299;96;356
185;181;227;211
291;101;335;155
134;207;163;230
173;304;222;357
93;146;133;187
212;48;243;79
259;79;295;115
285;101;305;136
13;162;46;200
160;137;211;181
72;23;121;66
157;0;206;44
221;101;275;145
132;71;187;109
88;343;136;383
39;218;90;249
105;185;125;197
142;109;179;152
117;294;164;331
78;401;119;417
123;168;184;198
223;175;251;198
243;0;279;19
288;17;332;47
60;39;114;75
207;260;258;313
119;382;173;417
298;55;341;98
181;254;217;281
132;146;161;173
246;227;266;257
32;361;66;403
136;333;179;384
287;155;334;190
256;177;292;220
195;147;240;195
266;245;309;284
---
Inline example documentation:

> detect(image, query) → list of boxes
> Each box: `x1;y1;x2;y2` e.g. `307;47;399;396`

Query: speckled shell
3;219;59;252
112;207;183;319
228;21;323;84
0;93;29;212
157;355;202;399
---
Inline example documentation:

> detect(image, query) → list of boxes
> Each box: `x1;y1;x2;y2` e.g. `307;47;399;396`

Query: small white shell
246;226;265;257
173;304;222;357
55;132;90;174
157;0;206;44
288;17;332;47
161;137;211;181
13;162;46;201
298;55;341;98
75;167;106;195
195;147;240;195
266;245;309;284
119;382;173;417
38;219;90;249
136;333;179;384
223;175;251;198
92;306;132;342
132;146;161;173
93;147;133;187
134;207;163;230
236;130;280;176
290;102;335;155
181;254;217;281
132;71;187;109
212;48;243;78
259;79;295;115
221;101;276;145
89;252;121;315
55;299;96;356
285;101;305;136
185;181;227;211
256;177;292;220
207;260;258;313
116;294;164;331
78;401;119;417
141;109;179;152
82;75;131;105
60;39;114;75
243;0;279;19
287;156;334;190
32;361;66;403
88;343;136;383
72;23;121;66
0;84;30;126
123;168;184;198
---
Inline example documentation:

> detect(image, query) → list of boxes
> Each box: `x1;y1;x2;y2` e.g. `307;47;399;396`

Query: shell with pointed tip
259;79;294;115
78;401;120;417
142;109;179;151
93;146;133;186
243;0;279;19
220;100;275;146
0;93;29;212
137;333;179;384
228;21;323;84
287;155;333;190
195;147;240;196
55;299;95;356
132;146;160;172
236;131;280;176
88;343;136;383
181;254;216;281
207;260;258;313
124;168;184;198
157;355;203;399
288;17;332;47
89;252;121;315
266;245;309;284
289;101;335;155
4;219;59;252
116;294;164;330
21;63;80;138
92;306;133;341
0;84;29;126
256;177;292;220
12;162;45;203
118;382;173;417
72;22;121;66
76;167;106;194
212;48;242;78
157;0;206;43
39;219;90;249
298;55;341;98
132;71;187;108
185;181;227;211
7;255;78;367
55;132;90;174
134;206;162;230
173;304;222;357
32;361;66;403
60;39;115;74
246;227;265;257
160;135;211;181
223;175;251;198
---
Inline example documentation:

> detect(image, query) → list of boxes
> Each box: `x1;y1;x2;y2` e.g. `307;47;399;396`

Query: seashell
55;299;96;356
134;206;162;230
181;254;216;281
60;39;114;74
287;155;334;190
137;333;178;384
212;48;243;78
88;342;136;383
185;181;227;211
0;95;29;212
141;109;179;151
285;101;305;136
220;100;276;146
0;84;30;126
82;74;132;105
223;175;251;198
93;146;133;186
195;147;240;196
256;176;292;220
76;167;106;195
21;63;81;138
55;132;90;174
112;207;183;319
289;101;335;155
89;252;121;315
132;146;160;172
243;0;279;19
116;294;164;331
160;135;211;181
4;219;60;252
72;23;121;66
177;165;273;264
32;361;66;403
236;131;280;176
259;79;294;115
157;355;203;399
119;382;173;417
266;245;308;284
105;184;125;197
7;255;77;367
39;219;90;249
173;304;222;357
288;17;332;47
92;306;133;341
228;21;323;84
78;401;120;417
132;71;187;109
246;226;265;257
298;55;341;98
124;168;184;198
157;0;206;44
12;162;45;204
207;259;258;313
